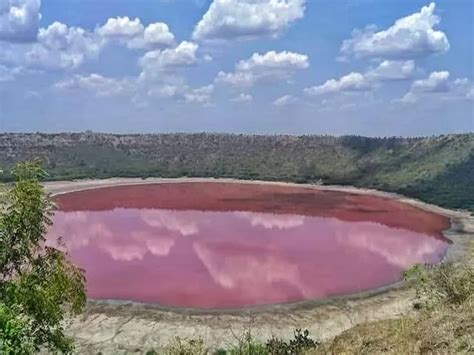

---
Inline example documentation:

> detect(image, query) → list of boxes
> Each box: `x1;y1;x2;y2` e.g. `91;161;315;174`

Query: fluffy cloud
340;3;449;60
20;17;175;71
0;18;103;70
399;71;474;103
139;81;214;107
366;60;415;81
216;50;309;87
55;73;135;97
230;93;252;103
184;84;214;104
305;60;415;96
305;72;372;96
54;58;213;107
192;0;306;41
146;84;181;99
141;22;175;47
0;63;39;81
25;21;101;69
96;16;143;38
139;41;198;75
273;94;298;107
0;0;40;42
0;14;177;72
412;70;450;92
97;17;175;49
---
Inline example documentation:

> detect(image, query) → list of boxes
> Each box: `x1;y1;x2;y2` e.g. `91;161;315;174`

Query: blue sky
0;0;472;136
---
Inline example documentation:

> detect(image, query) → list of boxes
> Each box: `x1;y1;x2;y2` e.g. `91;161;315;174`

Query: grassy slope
0;133;473;212
313;245;474;354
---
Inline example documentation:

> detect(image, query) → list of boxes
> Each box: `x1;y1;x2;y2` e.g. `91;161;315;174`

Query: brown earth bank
43;178;474;354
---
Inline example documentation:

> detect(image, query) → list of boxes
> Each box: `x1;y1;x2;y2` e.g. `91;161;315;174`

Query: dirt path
44;178;474;354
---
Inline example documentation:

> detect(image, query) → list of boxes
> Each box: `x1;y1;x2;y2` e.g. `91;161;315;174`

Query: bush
0;162;86;354
158;336;205;355
214;329;318;355
0;303;34;354
404;252;474;309
266;329;319;354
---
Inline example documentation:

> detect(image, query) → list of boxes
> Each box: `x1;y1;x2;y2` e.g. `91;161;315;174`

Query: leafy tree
0;162;86;354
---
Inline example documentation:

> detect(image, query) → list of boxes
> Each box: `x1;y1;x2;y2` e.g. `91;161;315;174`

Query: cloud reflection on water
47;207;449;308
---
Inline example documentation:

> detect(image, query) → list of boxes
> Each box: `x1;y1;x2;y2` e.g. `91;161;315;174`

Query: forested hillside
0;132;473;212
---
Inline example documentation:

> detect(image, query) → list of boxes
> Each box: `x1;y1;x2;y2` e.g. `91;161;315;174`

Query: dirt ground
43;178;474;354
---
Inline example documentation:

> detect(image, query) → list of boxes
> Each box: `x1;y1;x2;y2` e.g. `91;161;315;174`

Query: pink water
48;183;450;309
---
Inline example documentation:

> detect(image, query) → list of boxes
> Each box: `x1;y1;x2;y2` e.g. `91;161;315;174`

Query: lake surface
48;183;451;309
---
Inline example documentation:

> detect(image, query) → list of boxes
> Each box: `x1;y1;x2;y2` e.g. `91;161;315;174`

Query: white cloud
467;87;474;100
97;17;175;49
184;84;214;105
230;93;252;103
0;0;40;42
305;72;372;96
216;50;309;87
273;94;297;106
366;60;415;80
412;70;450;92
146;84;181;99
398;71;474;104
142;22;175;47
96;16;144;38
0;19;103;70
203;53;213;62
454;79;474;101
305;60;415;96
139;41;198;75
193;0;306;41
55;73;135;97
0;15;176;72
0;63;40;81
340;2;449;60
25;21;101;69
140;81;214;107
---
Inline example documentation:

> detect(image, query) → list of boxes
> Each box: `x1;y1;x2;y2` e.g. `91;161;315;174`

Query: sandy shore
44;178;474;354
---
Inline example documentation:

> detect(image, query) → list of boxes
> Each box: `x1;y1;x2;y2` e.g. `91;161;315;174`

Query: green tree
0;162;86;354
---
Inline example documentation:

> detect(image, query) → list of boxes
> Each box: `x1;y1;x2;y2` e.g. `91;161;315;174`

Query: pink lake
48;183;451;309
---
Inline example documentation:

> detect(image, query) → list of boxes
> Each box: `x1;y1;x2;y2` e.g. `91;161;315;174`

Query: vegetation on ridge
0;132;473;212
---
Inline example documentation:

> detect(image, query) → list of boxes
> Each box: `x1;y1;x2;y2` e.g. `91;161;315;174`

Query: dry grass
310;246;474;355
312;302;473;354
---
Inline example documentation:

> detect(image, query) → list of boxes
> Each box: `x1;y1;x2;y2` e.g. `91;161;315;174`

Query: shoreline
44;178;474;353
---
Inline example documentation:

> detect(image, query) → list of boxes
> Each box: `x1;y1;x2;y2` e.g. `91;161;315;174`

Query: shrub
404;253;474;309
160;336;205;355
216;329;318;355
0;162;86;354
266;329;319;354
